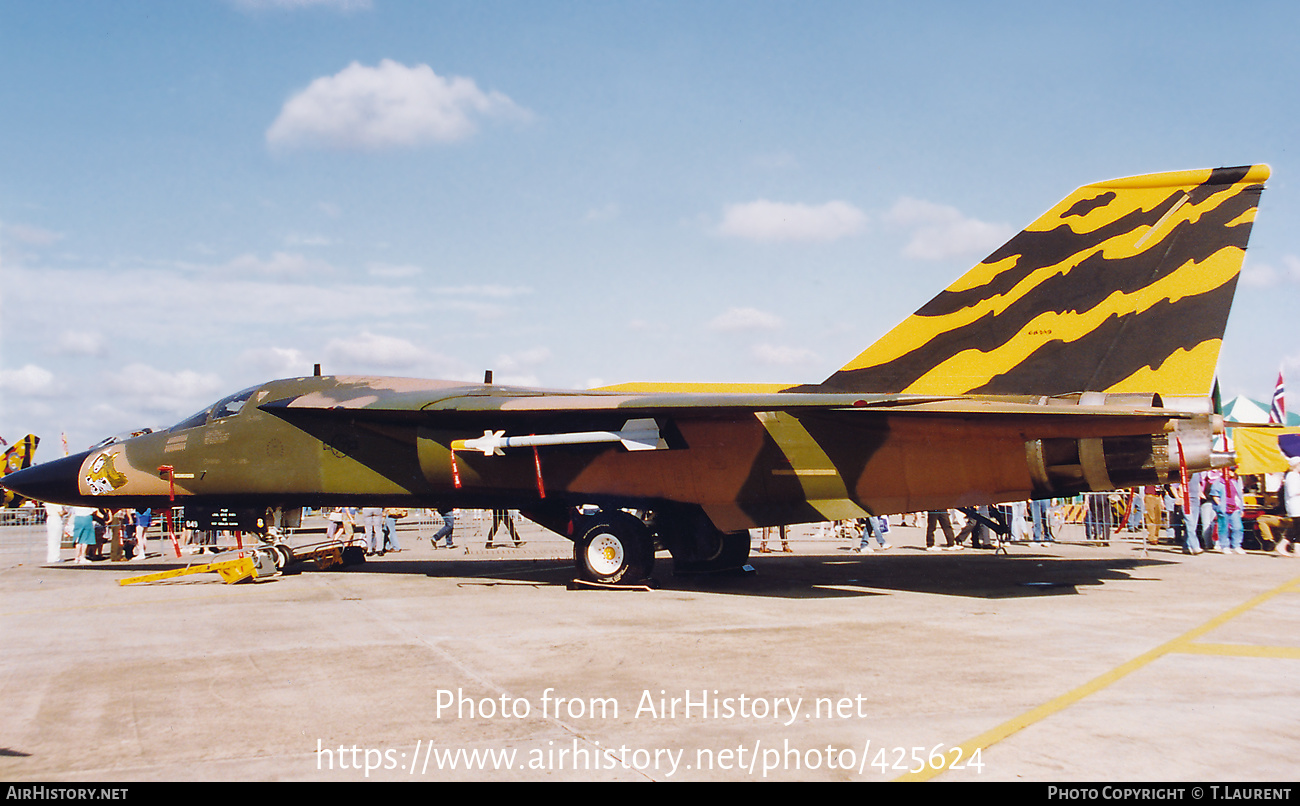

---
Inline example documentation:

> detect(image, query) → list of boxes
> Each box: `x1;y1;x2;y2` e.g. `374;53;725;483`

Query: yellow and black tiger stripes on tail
817;165;1268;398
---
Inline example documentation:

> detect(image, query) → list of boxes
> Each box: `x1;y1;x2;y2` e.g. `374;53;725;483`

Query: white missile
453;418;665;456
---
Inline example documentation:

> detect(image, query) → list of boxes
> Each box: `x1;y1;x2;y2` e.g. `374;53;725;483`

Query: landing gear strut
524;503;751;583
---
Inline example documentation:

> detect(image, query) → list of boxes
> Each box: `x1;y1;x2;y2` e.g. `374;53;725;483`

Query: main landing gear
573;510;655;585
553;504;752;585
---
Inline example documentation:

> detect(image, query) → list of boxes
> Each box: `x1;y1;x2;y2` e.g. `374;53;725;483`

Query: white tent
1222;395;1271;424
1221;394;1300;426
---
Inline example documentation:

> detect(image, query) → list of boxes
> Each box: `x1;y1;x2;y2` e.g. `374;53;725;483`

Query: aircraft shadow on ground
314;551;1179;601
62;550;1177;600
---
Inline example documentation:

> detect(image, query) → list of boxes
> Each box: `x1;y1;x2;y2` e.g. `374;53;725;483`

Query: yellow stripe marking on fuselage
756;411;869;521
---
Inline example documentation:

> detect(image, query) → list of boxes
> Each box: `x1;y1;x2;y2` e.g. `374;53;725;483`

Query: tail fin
2;434;40;508
818;165;1268;397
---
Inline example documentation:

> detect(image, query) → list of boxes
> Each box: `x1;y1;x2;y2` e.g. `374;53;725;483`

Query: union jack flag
1271;370;1287;425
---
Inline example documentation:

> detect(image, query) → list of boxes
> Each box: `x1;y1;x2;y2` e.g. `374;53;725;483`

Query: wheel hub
586;533;625;576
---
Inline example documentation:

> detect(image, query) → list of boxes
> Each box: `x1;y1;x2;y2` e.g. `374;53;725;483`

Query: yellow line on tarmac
1178;643;1300;660
895;573;1300;781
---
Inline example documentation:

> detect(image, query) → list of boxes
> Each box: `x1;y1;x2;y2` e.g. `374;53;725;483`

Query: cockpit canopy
169;386;259;432
90;427;154;450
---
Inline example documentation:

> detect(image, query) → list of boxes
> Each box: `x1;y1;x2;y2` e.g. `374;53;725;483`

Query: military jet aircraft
2;165;1267;583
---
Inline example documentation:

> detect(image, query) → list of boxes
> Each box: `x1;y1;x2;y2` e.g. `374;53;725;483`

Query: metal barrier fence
0;508;47;527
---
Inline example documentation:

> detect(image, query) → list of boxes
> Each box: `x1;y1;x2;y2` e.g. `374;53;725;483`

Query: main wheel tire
672;529;752;575
574;511;654;584
713;529;752;567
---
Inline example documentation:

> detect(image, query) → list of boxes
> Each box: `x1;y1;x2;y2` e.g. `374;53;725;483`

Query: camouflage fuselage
32;375;1206;534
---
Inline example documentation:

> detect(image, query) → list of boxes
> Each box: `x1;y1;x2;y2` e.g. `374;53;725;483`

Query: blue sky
3;0;1298;451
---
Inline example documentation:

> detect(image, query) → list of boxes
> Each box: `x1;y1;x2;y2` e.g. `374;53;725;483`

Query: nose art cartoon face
85;451;129;495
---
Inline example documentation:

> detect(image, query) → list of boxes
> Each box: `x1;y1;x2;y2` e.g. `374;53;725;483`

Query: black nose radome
2;451;91;506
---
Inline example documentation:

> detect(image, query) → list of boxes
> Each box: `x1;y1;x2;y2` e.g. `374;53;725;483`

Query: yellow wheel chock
119;556;258;586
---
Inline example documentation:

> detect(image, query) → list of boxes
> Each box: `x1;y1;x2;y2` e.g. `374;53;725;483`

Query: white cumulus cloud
367;262;423;279
717;200;867;243
490;347;551;386
433;283;532;298
752;343;819;366
104;364;225;415
238;347;312;379
267;60;528;150
54;331;107;358
494;347;552;371
222;251;334;277
0;364;57;396
4;222;64;246
584;203;620;223
886;197;1014;260
707;307;782;332
325;331;429;369
1241;255;1300;287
